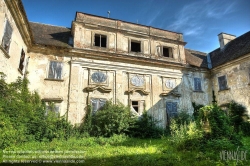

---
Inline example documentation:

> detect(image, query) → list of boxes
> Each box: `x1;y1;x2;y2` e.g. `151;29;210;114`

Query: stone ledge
193;90;204;93
0;45;10;58
44;78;64;82
218;87;230;92
41;98;63;102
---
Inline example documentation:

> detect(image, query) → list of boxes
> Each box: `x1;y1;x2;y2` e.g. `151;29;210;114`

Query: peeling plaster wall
0;0;28;83
27;52;71;118
212;56;250;114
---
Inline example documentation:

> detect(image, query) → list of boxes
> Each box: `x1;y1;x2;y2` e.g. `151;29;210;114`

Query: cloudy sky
22;0;249;53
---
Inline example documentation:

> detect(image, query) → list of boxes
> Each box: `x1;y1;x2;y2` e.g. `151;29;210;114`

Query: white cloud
168;0;236;36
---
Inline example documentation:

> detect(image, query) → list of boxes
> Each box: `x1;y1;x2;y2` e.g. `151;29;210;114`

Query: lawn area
1;135;250;166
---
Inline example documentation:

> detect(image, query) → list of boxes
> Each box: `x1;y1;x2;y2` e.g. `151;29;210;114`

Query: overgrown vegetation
1;73;250;165
0;73;73;149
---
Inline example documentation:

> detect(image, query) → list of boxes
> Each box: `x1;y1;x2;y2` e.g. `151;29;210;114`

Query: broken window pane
1;19;12;53
48;61;63;79
194;77;202;91
166;102;178;119
18;49;25;72
91;98;107;114
131;41;141;52
218;75;228;90
132;101;139;112
94;34;107;48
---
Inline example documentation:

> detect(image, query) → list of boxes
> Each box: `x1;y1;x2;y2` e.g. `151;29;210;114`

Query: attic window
163;47;173;58
131;41;141;52
94;34;107;48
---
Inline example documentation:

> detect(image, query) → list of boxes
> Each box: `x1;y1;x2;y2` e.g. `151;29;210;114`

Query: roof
185;49;207;68
209;31;250;68
29;22;72;48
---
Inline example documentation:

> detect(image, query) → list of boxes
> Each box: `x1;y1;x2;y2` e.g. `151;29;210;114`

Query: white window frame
131;100;145;115
47;61;63;80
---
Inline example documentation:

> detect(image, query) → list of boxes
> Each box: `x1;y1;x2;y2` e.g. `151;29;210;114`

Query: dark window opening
18;49;25;72
131;41;141;52
94;34;107;48
132;101;139;113
218;75;228;91
166;102;178;125
163;47;170;57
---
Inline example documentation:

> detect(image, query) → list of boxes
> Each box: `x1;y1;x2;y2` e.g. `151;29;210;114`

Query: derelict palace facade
1;0;250;127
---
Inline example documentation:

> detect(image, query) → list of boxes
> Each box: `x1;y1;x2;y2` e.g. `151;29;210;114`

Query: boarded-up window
218;75;228;90
1;19;12;53
48;61;63;79
194;77;202;91
166;102;178;119
91;98;106;114
18;49;25;72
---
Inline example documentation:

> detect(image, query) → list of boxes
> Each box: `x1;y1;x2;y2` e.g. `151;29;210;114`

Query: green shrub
129;111;166;138
226;101;249;133
192;102;204;120
88;101;136;137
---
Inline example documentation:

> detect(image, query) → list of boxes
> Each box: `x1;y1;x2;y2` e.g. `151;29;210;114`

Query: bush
129;112;166;138
0;75;74;148
86;101;136;137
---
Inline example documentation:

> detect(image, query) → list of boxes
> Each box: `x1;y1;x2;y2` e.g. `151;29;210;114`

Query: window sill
218;88;230;92
44;78;64;82
92;46;108;50
0;45;10;58
18;68;24;75
42;98;63;102
193;90;204;93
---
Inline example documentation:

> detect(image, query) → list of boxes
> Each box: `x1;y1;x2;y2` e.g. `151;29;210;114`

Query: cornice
5;0;33;49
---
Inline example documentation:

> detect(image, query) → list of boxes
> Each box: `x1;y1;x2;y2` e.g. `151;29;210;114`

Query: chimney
218;33;236;49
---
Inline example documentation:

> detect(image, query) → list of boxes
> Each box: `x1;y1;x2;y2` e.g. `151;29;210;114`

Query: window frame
92;32;109;49
45;102;61;117
218;75;229;91
45;61;64;81
157;46;173;58
166;102;178;125
130;40;142;53
90;98;107;115
131;100;144;115
1;18;13;56
193;77;202;92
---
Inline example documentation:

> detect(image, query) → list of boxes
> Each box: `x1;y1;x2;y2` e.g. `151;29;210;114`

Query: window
194;77;202;91
1;19;13;53
131;100;144;115
166;102;178;122
218;75;228;91
48;61;63;80
94;34;107;48
131;40;141;52
18;49;25;72
91;98;106;114
157;46;173;58
45;102;60;116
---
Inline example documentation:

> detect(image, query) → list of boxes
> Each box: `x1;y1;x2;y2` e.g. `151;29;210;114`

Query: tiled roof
209;31;250;68
29;22;72;48
185;49;207;68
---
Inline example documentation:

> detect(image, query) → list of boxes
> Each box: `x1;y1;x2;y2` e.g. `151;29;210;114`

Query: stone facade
1;0;249;128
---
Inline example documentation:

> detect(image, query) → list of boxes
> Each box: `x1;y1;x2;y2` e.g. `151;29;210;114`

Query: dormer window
94;34;107;48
